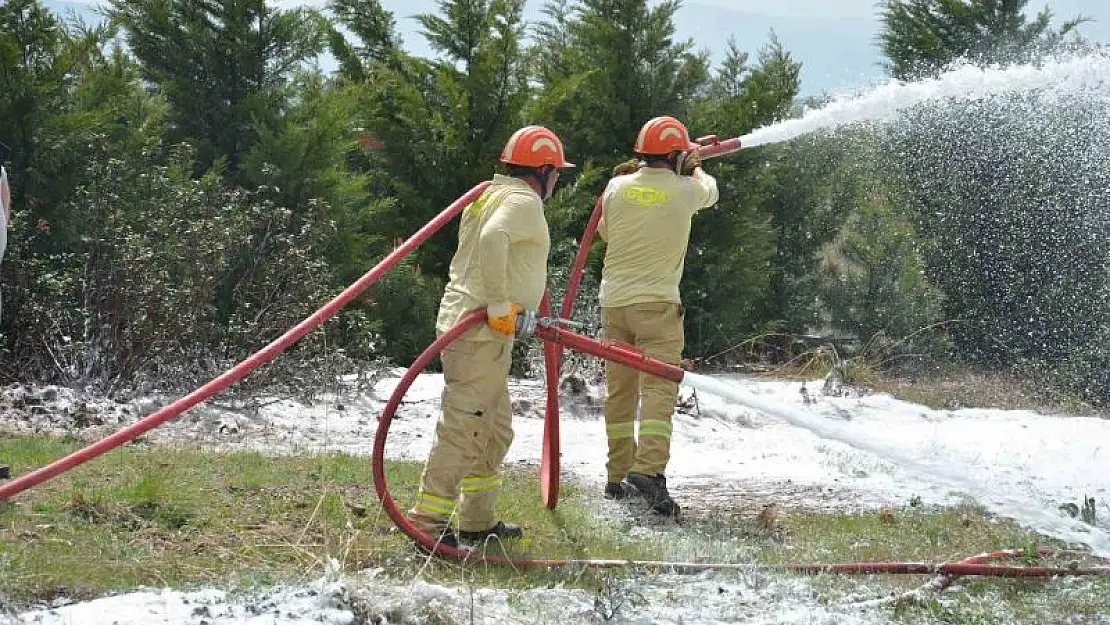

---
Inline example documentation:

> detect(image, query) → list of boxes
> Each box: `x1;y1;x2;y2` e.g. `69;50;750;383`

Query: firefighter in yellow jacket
598;116;719;517
409;126;575;551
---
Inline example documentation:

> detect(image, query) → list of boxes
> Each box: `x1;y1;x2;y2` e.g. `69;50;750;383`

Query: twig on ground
844;573;950;610
297;490;327;547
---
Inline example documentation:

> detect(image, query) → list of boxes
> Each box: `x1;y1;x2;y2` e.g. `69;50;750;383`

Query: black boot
627;472;681;518
457;520;524;542
414;526;460;556
604;481;636;500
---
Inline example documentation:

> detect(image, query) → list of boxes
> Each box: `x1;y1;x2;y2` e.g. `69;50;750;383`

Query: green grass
1;435;1107;624
0;436;665;606
760;506;1058;563
701;506;1110;623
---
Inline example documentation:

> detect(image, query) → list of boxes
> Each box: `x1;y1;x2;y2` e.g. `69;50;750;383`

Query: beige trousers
602;302;684;482
409;332;514;533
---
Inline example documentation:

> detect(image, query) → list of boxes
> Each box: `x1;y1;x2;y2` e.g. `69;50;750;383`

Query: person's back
436;175;550;342
599;166;717;308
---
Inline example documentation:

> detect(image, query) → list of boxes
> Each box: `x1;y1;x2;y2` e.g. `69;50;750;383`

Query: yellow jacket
436;175;550;340
598;167;718;308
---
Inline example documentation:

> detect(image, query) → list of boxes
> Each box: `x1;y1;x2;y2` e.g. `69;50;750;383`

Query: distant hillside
677;2;884;97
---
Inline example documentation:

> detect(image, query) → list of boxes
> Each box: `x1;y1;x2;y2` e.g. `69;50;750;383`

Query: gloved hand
611;158;641;177
677;149;701;176
487;302;524;337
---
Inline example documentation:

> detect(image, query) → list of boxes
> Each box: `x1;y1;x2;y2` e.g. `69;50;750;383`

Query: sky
48;0;1109;97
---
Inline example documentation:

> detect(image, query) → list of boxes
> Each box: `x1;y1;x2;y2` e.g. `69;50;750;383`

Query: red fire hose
541;136;745;508
369;309;689;562
372;309;1110;580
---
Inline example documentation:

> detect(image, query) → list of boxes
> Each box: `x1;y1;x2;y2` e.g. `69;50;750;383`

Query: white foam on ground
7;367;1110;625
684;374;1110;556
13;569;893;625
157;370;1110;555
7;368;1106;553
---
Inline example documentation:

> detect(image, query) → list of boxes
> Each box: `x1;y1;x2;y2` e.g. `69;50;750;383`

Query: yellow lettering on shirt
622;185;670;206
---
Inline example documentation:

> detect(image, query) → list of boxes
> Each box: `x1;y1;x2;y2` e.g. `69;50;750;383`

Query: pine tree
328;0;401;81
346;0;530;276
530;0;709;162
109;0;328;173
331;0;532;361
0;0;114;245
879;0;1088;80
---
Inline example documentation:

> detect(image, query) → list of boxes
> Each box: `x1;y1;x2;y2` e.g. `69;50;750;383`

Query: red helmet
634;116;698;155
500;126;575;168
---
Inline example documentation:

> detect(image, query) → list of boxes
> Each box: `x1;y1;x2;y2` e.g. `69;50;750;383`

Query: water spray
738;54;1110;149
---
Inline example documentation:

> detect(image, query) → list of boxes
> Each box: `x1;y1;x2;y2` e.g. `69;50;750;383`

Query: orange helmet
634;116;698;155
500;126;575;169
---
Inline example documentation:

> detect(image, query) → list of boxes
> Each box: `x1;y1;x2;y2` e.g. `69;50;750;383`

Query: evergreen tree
344;0;530;275
242;76;379;284
531;0;709;163
879;0;1088;80
109;0;328;173
680;37;801;355
819;170;943;345
328;0;401;81
331;0;532;361
0;0;115;247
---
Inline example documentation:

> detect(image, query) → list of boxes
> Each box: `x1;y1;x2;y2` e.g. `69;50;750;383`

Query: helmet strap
668;151;685;175
539;165;559;200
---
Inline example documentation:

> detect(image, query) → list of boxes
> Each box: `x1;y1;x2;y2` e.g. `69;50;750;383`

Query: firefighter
597;116;719;517
409;126;575;551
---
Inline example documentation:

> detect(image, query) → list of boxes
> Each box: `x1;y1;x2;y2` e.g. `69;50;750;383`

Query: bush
364;259;443;366
819;183;944;348
2;145;356;395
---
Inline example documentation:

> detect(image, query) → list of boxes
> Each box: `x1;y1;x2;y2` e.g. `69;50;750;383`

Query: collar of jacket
635;166;677;177
491;173;542;200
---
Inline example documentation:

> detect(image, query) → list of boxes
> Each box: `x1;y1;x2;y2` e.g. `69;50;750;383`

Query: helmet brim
499;158;576;169
634;142;700;156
